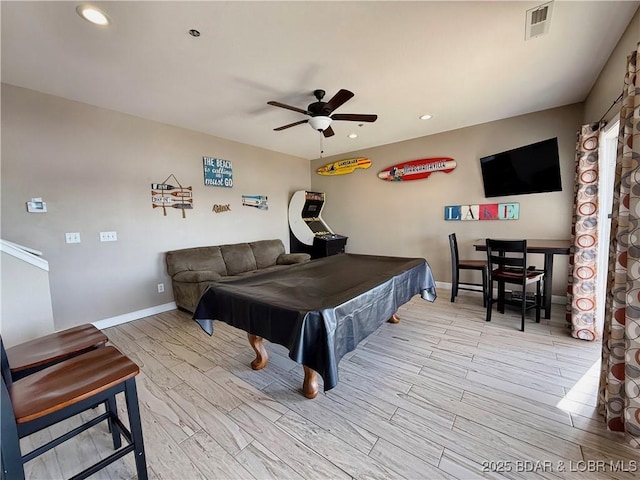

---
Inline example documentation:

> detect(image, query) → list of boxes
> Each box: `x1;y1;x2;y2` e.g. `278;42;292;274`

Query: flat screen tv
479;137;562;198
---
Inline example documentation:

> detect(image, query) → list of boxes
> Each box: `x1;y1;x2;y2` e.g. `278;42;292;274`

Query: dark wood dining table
473;239;570;319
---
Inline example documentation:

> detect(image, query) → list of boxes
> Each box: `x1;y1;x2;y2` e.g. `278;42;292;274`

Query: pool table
193;253;436;398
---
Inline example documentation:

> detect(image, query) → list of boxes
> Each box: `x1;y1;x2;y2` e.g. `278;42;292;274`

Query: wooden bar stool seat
6;324;108;381
1;342;148;480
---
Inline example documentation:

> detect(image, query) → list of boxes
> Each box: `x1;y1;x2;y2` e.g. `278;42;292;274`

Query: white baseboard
92;302;177;330
435;281;567;305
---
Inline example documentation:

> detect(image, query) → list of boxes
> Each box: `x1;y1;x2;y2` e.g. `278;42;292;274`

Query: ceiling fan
267;89;378;137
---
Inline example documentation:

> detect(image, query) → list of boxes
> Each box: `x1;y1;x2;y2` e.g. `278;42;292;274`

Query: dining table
473;239;570;319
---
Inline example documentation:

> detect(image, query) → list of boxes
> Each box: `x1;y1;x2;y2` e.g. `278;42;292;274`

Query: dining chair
485;239;544;331
1;336;148;480
5;324;108;381
449;233;488;306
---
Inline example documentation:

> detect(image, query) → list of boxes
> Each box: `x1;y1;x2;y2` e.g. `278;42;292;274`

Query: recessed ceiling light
348;133;358;139
419;114;433;120
189;29;201;37
76;5;110;26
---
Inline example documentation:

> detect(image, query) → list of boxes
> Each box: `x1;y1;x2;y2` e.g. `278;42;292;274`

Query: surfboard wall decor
316;157;371;176
377;157;456;182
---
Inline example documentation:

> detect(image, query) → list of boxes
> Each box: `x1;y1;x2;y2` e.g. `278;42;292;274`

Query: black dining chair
449;233;488;306
485;239;544;331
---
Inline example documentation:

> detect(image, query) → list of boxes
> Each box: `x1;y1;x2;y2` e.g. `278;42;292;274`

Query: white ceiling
2;1;637;160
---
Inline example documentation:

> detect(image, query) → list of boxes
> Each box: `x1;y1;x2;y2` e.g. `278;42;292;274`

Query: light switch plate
65;232;81;244
99;231;117;242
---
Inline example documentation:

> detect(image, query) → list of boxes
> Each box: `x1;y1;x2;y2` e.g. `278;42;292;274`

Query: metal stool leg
1;380;25;480
124;378;148;480
105;396;121;449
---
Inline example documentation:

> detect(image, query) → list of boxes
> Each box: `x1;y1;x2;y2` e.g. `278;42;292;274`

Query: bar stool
449;233;488;306
1;338;148;480
5;324;108;381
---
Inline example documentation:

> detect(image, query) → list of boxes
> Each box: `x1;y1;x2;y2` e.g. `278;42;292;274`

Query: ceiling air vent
525;1;553;40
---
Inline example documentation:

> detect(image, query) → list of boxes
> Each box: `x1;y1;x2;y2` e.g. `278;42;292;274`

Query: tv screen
480;137;562;198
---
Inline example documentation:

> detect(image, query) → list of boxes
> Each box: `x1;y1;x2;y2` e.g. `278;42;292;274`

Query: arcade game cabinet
288;190;348;259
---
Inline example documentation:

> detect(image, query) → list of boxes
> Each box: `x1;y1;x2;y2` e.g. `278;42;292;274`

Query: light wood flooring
20;289;639;479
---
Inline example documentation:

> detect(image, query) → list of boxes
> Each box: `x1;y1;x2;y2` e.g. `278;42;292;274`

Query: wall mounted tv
479;137;562;198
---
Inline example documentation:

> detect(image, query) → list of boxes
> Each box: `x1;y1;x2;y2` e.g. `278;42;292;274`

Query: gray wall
1;84;310;330
2;4;636;332
584;6;639;123
310;104;583;296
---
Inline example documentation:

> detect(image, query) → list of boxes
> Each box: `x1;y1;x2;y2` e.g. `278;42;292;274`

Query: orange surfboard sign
316;157;372;176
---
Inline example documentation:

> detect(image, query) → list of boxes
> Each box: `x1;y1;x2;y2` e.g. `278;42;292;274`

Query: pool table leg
247;334;269;370
388;313;400;323
303;366;319;399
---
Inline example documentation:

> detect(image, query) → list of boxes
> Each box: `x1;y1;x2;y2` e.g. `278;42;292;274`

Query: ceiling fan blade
323;126;335;138
331;113;378;123
274;119;309;131
267;101;310;115
324;89;354;113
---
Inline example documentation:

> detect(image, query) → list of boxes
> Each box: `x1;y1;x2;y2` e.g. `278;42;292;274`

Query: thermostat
26;198;47;213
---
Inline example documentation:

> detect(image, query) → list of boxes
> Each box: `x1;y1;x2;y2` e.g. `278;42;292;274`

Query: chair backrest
1;336;12;388
486;239;529;285
448;233;460;268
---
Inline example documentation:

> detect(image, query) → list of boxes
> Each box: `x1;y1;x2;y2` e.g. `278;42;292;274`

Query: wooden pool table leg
247;334;268;370
303;366;319;399
388;313;400;323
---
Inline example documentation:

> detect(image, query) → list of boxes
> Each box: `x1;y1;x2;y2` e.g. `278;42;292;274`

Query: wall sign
242;195;268;210
316;157;371;176
212;204;231;213
444;203;519;221
203;157;233;188
378;158;456;181
151;174;193;218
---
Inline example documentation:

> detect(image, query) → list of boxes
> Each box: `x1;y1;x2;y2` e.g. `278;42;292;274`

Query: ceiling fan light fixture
308;116;332;132
76;5;110;25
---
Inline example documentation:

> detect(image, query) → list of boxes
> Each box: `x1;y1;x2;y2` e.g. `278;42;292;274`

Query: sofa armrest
276;253;311;265
172;270;222;283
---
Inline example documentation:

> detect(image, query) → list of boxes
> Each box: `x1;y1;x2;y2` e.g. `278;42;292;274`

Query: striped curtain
598;42;640;449
566;123;602;340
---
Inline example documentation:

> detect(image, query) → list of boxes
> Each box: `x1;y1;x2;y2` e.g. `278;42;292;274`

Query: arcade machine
288;190;348;259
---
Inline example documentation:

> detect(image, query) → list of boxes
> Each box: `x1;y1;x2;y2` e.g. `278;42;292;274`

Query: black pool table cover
193;253;436;391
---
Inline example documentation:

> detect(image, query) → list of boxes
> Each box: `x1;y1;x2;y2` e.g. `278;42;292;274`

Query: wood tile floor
20;289;639;479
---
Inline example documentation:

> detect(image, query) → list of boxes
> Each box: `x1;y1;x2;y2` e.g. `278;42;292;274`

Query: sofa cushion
166;246;227;276
220;243;257;275
172;270;222;283
249;239;285;269
277;253;311;265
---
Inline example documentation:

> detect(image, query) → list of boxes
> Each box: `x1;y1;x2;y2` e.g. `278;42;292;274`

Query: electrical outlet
65;232;81;244
157;283;165;293
99;231;117;242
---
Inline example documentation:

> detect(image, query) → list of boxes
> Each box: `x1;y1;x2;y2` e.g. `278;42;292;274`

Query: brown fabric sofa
166;239;310;312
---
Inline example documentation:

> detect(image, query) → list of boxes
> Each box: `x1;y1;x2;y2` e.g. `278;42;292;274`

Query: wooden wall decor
242;195;268;210
151;174;193;218
212;204;231;213
444;203;519;221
